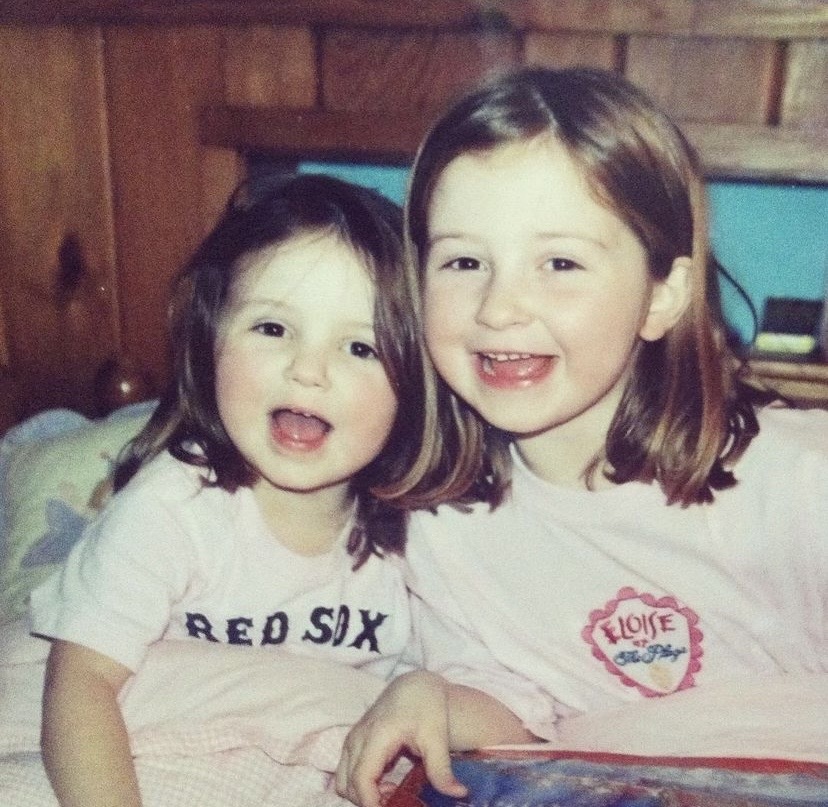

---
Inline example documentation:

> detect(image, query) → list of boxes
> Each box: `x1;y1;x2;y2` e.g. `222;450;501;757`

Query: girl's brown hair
115;173;430;565
401;66;761;508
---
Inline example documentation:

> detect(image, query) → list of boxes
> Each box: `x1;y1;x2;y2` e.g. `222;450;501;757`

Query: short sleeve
29;475;194;671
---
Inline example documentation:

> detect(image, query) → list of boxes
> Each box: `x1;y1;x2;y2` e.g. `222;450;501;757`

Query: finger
421;747;467;798
343;740;400;807
335;763;382;807
351;753;396;807
333;747;349;798
349;773;383;807
336;768;382;807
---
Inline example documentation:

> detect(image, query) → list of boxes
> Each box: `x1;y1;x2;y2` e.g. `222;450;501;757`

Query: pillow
0;408;90;555
0;402;155;625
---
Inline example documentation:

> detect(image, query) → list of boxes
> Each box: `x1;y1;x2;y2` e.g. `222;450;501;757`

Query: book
387;749;828;807
752;297;823;358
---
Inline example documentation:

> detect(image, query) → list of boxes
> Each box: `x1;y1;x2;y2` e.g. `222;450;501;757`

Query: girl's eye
349;341;378;360
254;322;286;337
547;257;581;272
445;256;482;271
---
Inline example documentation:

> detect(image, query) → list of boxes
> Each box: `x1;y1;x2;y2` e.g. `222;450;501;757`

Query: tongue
272;410;329;443
483;356;550;382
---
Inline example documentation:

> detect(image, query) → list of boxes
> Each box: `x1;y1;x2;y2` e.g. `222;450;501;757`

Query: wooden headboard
1;0;827;432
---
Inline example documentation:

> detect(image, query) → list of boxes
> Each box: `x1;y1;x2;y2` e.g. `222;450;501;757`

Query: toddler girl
30;174;429;806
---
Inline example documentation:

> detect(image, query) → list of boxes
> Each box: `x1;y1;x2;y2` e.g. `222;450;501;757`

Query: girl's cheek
429;290;474;341
423;292;449;337
425;274;458;312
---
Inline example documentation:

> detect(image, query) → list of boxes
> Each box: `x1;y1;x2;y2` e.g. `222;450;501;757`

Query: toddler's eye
349;341;378;360
254;322;286;337
548;257;581;271
445;256;481;271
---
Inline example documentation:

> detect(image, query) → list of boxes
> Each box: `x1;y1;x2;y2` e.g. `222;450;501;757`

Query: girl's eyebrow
232;297;375;331
428;231;483;245
429;230;609;249
536;230;610;249
232;296;290;308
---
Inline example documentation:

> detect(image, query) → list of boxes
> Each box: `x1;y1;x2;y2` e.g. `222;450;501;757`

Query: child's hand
335;670;468;807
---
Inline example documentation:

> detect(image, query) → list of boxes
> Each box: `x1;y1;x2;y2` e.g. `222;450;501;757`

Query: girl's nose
475;273;532;329
286;346;330;388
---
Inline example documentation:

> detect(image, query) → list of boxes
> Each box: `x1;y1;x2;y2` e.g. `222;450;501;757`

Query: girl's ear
639;256;692;342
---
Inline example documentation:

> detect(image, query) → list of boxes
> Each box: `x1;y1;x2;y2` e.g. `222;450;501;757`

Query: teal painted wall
301;162;828;347
709;182;827;344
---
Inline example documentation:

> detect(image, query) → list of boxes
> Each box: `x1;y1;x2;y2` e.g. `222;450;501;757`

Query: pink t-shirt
405;406;828;737
30;451;411;677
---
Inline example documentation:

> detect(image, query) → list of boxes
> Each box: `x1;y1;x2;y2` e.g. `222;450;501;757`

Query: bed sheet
0;618;391;806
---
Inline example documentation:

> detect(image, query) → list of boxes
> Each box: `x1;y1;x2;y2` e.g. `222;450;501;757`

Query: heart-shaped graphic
582;587;703;697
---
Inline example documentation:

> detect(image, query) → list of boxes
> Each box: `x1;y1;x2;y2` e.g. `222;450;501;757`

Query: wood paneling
203;24;319;231
0;25;119;416
780;40;828;127
223;25;317;106
507;0;828;39
200;106;433;164
0;1;825;428
1;0;826;39
0;369;22;434
0;305;8;369
746;358;828;408
524;32;618;71
104;25;226;390
200;107;828;184
626;36;778;124
321;29;521;112
682;122;828;182
199;147;244;234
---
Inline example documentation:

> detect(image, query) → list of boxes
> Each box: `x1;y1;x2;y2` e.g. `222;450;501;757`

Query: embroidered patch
582;587;703;697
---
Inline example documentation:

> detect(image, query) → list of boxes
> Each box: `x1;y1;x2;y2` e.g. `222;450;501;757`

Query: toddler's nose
287;346;330;388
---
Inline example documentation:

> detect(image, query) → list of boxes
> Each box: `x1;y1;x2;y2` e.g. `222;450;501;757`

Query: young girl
335;67;828;806
28;173;430;807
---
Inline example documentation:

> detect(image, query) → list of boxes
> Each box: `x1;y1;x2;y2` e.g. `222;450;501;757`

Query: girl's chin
470;402;555;436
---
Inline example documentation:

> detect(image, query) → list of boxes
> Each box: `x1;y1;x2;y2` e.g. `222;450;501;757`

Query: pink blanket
2;618;825;804
552;671;828;763
0;618;387;806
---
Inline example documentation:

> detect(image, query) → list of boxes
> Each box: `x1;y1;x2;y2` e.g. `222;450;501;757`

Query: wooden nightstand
743;357;828;409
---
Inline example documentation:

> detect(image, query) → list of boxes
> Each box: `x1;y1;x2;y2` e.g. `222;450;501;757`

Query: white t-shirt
405;406;828;737
30;451;412;678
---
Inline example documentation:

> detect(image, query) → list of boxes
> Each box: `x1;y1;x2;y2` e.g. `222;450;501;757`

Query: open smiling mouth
271;408;331;450
478;352;554;385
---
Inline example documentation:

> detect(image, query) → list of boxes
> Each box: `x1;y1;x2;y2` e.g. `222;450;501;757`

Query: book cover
387;749;828;807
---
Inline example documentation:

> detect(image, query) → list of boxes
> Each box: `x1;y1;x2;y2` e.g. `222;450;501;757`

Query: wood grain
524;32;619;71
205;24;318;230
682;122;828;182
0;25;119;416
0;0;826;38
199;105;828;183
321;28;521;112
223;24;317;107
104;25;226;391
779;40;828;127
199;105;433;163
626;36;778;124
